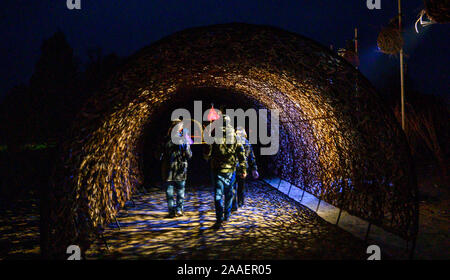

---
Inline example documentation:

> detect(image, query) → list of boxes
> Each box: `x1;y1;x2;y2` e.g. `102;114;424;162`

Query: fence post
409;238;416;260
336;208;342;226
365;223;372;242
100;233;109;250
114;215;121;230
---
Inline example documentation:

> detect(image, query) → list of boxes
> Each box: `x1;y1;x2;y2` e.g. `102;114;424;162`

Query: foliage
393;93;449;179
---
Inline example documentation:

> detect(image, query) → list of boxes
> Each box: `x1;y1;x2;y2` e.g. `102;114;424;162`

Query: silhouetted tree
0;84;33;149
28;30;79;141
0;31;124;206
83;48;122;93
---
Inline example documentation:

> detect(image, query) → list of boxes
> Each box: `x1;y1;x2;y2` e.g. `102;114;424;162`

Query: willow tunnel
44;23;418;257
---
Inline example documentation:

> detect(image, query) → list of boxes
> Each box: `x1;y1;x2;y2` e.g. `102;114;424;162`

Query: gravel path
0;196;40;260
87;181;368;259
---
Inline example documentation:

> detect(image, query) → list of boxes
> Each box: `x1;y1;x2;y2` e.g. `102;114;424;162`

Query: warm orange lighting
207;104;220;122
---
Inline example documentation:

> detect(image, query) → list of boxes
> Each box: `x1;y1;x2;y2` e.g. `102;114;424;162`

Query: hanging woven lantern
416;0;449;32
424;0;450;23
377;18;403;55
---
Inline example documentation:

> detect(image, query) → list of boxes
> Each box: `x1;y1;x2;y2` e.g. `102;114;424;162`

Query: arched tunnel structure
46;23;418;257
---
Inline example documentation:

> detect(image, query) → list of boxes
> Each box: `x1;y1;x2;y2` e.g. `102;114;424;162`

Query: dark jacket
236;135;257;175
161;134;192;182
203;125;247;174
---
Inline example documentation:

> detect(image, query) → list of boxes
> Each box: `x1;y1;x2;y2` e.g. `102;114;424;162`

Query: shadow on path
87;181;368;259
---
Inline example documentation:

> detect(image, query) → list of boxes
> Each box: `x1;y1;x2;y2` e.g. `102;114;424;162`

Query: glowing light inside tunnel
207;104;220;122
184;129;194;145
48;24;418;256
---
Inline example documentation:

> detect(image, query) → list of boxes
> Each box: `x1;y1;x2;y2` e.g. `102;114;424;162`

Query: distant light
207;104;220;122
183;129;194;145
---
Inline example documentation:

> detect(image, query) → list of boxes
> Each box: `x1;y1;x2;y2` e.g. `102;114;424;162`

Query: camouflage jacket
161;135;192;182
236;135;257;175
203;125;247;174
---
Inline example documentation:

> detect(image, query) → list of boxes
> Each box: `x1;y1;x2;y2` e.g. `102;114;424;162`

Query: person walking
232;127;259;211
161;119;192;218
203;115;247;228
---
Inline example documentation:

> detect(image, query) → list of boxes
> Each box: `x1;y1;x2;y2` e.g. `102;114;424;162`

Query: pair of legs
165;180;186;216
232;176;246;210
211;171;236;223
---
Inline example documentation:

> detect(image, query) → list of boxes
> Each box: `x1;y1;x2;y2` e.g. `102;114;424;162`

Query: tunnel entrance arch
139;87;272;188
47;23;418;257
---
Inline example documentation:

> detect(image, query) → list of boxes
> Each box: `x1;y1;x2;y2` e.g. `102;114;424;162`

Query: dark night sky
0;0;449;100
